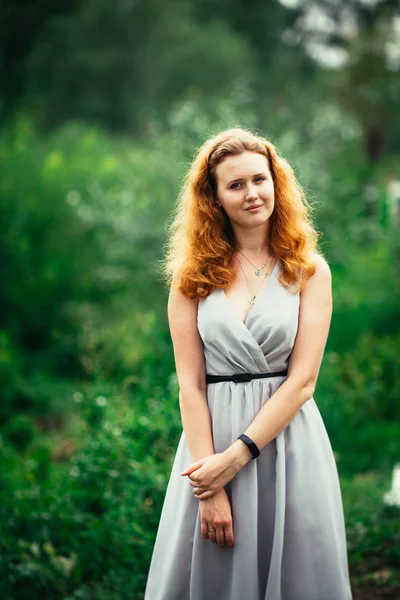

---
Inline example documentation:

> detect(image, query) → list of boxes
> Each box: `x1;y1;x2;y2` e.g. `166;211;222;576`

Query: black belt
206;370;288;384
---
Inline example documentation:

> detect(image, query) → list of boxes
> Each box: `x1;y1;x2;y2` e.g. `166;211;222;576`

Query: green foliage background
1;0;400;597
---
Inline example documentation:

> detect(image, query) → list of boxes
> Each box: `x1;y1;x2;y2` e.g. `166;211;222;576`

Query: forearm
225;378;313;468
179;388;215;463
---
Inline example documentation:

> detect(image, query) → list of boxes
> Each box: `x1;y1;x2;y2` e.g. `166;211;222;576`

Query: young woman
144;128;353;600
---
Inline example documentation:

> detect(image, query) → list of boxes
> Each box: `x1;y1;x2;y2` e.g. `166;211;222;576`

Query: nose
245;183;258;200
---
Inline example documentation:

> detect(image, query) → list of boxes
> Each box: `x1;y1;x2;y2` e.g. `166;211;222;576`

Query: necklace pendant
249;296;256;308
255;270;261;277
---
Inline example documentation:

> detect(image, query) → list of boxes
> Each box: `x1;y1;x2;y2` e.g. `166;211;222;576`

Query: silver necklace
238;250;270;277
236;255;273;309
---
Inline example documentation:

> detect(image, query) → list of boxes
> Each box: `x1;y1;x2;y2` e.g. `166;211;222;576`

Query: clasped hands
180;450;244;500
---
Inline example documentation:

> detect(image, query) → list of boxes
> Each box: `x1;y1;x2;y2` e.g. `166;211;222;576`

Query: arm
183;254;333;498
168;285;215;463
227;253;333;467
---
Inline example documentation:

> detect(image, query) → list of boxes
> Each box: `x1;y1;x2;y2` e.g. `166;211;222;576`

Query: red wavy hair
162;128;319;298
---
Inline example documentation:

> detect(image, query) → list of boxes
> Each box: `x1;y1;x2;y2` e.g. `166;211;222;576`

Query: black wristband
237;434;260;459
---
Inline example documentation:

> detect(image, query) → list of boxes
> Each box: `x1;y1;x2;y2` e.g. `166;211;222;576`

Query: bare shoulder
309;252;331;273
299;253;332;307
168;283;198;306
306;252;331;285
168;264;197;313
168;285;199;323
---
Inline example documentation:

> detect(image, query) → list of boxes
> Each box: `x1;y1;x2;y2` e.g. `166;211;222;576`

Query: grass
341;470;400;598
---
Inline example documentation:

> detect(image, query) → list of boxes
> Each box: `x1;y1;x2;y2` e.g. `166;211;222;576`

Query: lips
246;205;262;210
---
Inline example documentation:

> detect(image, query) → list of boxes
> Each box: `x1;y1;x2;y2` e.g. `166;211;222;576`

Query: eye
255;176;266;183
230;182;242;189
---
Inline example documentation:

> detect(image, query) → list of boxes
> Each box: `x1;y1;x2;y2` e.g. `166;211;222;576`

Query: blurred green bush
0;375;182;599
318;333;400;474
0;117;180;427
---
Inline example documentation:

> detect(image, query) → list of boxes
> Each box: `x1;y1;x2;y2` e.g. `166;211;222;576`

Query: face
214;151;275;228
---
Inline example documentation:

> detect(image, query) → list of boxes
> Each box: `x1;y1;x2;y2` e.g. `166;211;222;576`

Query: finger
194;489;215;500
200;520;209;540
188;470;205;484
189;476;209;487
180;460;204;476
208;528;217;544
180;468;195;476
193;488;215;500
189;480;203;488
215;525;225;548
224;522;234;548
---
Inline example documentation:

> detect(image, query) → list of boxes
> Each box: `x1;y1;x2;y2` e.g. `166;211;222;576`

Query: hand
199;488;234;548
180;441;252;500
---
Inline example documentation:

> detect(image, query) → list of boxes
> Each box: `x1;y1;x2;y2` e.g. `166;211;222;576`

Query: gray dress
144;260;353;600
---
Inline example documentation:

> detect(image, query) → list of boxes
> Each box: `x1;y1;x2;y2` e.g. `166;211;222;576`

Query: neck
232;223;271;257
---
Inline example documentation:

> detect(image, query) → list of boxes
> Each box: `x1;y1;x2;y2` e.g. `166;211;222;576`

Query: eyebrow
227;172;268;186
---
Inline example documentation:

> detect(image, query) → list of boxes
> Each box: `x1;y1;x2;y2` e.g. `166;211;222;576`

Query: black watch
237;434;260;459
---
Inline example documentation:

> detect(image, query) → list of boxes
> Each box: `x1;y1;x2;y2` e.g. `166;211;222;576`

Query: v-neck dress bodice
144;260;353;600
198;260;299;376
